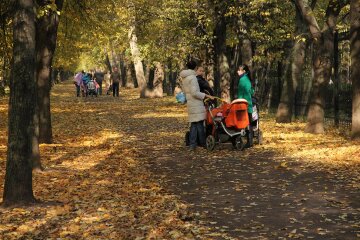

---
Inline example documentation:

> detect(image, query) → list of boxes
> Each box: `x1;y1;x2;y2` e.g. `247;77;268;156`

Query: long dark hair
239;64;253;84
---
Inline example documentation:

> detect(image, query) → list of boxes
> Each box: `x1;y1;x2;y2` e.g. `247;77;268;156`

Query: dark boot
245;125;253;148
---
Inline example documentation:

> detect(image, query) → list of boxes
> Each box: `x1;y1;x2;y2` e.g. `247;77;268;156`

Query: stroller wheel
206;135;215;151
232;135;245;151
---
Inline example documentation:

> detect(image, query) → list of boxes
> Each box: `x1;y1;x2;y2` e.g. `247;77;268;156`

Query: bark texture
295;0;344;134
212;3;231;101
276;5;306;123
35;0;64;145
127;2;146;98
145;62;164;98
351;0;360;139
3;0;37;206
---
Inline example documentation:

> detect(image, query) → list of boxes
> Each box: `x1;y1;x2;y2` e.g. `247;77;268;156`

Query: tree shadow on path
147;147;360;239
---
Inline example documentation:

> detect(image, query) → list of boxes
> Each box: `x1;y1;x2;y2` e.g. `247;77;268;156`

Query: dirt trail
0;81;359;239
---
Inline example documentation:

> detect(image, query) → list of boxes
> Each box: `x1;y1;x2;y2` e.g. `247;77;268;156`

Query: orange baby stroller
205;98;250;151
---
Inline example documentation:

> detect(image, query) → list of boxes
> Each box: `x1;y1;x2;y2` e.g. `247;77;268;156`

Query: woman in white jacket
180;61;214;151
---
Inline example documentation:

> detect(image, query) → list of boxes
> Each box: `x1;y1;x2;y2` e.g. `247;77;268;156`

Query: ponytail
239;64;253;84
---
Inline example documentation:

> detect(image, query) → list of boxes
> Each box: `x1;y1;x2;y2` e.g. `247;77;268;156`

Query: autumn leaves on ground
0;81;359;239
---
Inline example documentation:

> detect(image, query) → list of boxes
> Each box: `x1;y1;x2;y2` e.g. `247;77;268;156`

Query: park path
147;148;360;239
0;81;359;239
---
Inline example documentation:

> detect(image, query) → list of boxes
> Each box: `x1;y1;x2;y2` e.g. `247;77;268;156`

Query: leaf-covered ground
0;81;359;239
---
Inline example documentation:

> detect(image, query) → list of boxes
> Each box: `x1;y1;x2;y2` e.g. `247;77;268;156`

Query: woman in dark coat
196;66;214;96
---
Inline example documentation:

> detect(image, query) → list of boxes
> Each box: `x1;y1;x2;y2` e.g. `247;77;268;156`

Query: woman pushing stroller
237;64;254;148
181;60;215;151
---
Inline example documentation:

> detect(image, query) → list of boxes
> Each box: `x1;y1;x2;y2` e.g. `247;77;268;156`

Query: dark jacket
94;71;104;83
196;75;214;96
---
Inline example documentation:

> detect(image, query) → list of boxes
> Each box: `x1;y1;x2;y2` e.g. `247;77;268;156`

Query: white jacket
180;69;206;122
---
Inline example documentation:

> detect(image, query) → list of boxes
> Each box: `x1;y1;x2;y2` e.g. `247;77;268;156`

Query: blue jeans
189;120;205;148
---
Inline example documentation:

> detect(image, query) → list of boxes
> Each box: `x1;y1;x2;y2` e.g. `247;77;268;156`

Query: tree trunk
295;0;343;134
128;25;146;96
205;46;215;89
276;6;306;123
127;1;146;97
277;61;283;105
3;0;37;206
295;44;313;117
145;62;164;98
167;60;176;95
125;59;135;88
110;42;119;68
0;61;5;95
104;52;112;73
174;62;184;95
231;44;241;100
119;53;126;87
351;0;360;139
144;63;151;87
213;8;231;101
276;51;293;122
333;31;340;127
241;39;253;67
36;0;64;146
258;62;272;107
305;35;333;133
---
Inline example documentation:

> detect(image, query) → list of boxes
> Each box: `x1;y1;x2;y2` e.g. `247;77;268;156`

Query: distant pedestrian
110;67;121;97
82;71;91;97
94;68;104;95
73;71;83;97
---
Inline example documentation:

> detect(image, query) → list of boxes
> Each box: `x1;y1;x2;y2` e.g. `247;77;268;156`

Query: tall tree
3;0;37;206
127;0;146;98
241;39;253;67
211;1;231;101
145;62;164;98
351;0;360;139
295;0;347;133
276;4;307;123
30;0;64;171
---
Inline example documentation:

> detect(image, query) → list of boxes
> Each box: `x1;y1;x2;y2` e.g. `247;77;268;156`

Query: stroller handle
204;97;226;104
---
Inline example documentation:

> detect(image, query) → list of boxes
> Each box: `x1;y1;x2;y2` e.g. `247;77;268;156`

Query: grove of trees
1;0;360;205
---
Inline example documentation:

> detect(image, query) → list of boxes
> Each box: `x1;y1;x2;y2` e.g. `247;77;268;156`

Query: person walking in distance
94;68;105;95
110;67;121;97
73;71;83;97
